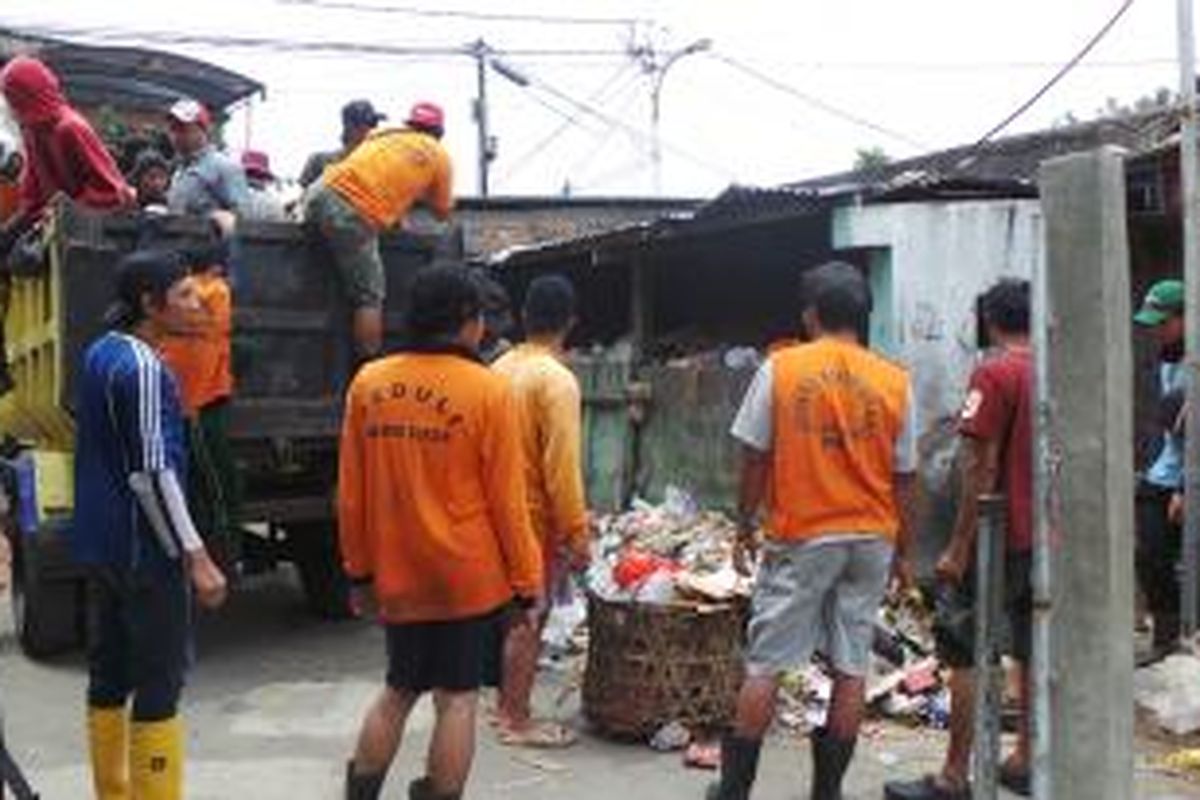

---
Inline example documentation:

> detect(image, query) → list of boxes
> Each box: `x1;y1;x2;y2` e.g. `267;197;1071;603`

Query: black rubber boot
409;777;462;800
809;728;856;800
344;760;386;800
705;735;762;800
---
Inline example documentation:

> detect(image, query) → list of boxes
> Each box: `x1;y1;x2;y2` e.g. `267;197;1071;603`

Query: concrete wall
833;199;1042;564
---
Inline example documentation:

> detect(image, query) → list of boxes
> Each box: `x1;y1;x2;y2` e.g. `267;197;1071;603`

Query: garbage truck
0;202;458;656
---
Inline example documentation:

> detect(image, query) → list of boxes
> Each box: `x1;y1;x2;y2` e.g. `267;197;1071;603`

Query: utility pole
471;39;494;198
1039;147;1136;800
1178;0;1200;635
633;37;711;196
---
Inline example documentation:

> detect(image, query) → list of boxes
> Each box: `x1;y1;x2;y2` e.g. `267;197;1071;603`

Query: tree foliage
854;146;892;172
1054;86;1175;128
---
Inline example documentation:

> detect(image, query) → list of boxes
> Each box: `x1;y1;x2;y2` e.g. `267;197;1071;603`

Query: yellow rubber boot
87;705;131;800
130;717;184;800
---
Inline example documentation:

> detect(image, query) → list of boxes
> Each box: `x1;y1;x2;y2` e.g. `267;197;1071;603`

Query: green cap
1134;279;1185;326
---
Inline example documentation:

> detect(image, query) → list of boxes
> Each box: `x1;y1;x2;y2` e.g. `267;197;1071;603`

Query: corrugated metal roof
0;28;264;114
786;108;1178;196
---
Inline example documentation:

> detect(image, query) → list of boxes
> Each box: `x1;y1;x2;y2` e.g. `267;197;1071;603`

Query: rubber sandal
496;720;578;749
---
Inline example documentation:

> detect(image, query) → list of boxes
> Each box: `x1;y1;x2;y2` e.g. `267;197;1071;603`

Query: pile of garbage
586;487;752;605
776;594;950;733
576;486;962;747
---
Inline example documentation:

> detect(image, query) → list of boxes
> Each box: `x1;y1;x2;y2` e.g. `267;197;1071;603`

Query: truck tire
289;523;351;620
9;527;85;659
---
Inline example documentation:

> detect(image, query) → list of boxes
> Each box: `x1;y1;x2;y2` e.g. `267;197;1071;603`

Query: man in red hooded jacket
0;55;133;392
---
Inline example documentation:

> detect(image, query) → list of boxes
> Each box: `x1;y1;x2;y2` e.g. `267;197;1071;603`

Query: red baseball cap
168;98;212;130
241;150;274;180
406;101;444;131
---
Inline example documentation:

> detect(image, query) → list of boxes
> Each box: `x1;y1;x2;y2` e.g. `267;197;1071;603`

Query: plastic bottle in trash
636;570;677;604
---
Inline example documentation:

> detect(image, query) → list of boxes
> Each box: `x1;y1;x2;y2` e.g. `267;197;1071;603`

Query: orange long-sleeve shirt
324;128;454;230
491;343;589;557
159;271;233;417
337;350;543;624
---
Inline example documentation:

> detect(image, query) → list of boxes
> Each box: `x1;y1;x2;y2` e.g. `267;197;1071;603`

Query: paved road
0;571;1195;798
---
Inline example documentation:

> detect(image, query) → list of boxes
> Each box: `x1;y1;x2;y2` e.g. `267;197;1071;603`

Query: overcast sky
0;0;1182;198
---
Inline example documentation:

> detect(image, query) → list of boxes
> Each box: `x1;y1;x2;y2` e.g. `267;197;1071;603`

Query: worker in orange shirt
159;260;237;567
709;262;917;800
304;102;453;363
491;274;589;749
339;265;542;800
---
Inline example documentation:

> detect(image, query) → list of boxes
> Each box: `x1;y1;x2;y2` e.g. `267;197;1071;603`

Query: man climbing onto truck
0;55;135;394
298;99;386;189
74;249;228;800
304;101;454;363
492;274;590;749
338;265;541;799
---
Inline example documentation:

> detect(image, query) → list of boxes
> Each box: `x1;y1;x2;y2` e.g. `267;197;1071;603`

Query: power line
276;0;652;27
967;0;1137;150
523;69;736;180
497;62;638;184
711;52;929;151
14;24;631;59
567;77;651;177
699;55;1173;73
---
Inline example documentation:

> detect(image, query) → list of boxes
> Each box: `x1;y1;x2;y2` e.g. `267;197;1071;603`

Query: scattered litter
772;593;950;734
1159;748;1200;777
542;590;587;656
684;741;722;770
901;658;941;695
1135;654;1200;735
649;720;692;752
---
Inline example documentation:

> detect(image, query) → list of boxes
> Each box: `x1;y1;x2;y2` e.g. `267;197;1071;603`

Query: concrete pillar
1037;147;1135;800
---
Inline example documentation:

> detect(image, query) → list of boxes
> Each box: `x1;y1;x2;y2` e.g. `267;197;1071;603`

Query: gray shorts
745;536;892;678
304;180;385;309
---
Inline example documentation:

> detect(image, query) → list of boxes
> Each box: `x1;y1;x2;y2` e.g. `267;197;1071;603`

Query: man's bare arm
937;436;1000;583
734;446;770;574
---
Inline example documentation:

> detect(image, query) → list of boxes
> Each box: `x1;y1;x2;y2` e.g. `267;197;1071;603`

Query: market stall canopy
0;27;264;115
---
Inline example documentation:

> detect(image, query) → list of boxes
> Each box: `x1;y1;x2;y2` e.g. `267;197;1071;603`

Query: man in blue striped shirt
74;249;226;800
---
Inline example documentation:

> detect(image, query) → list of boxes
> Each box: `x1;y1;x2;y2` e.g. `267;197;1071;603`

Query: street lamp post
471;39;531;198
648;38;711;196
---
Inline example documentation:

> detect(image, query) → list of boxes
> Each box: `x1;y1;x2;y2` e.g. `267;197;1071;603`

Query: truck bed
4;203;458;524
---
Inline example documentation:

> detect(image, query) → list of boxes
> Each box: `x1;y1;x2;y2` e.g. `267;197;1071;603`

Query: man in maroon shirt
0;55;133;392
885;278;1033;800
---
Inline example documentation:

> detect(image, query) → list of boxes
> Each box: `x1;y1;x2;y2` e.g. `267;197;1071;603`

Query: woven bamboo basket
582;592;746;739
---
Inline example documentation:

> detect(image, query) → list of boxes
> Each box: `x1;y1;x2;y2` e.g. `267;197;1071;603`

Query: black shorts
385;605;507;693
88;564;192;719
932;552;1033;669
